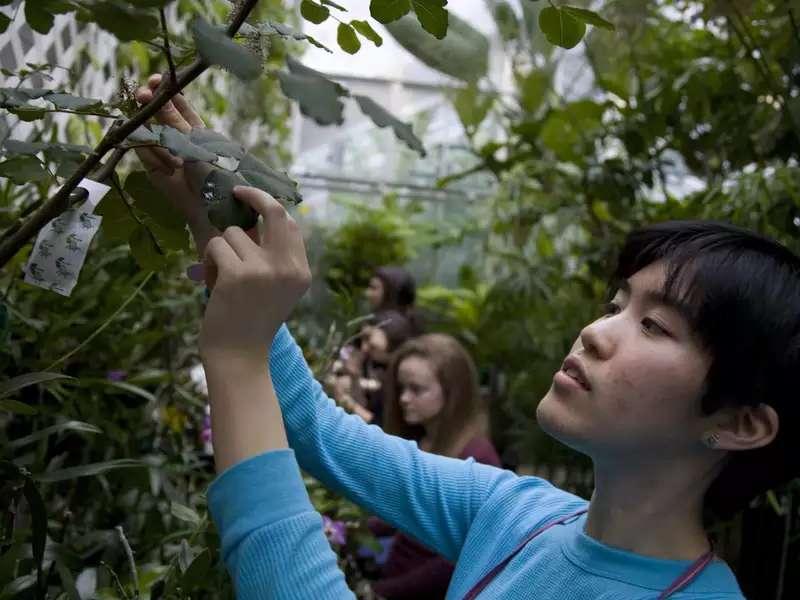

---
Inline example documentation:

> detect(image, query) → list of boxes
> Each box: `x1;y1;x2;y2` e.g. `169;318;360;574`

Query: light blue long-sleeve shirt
207;325;745;599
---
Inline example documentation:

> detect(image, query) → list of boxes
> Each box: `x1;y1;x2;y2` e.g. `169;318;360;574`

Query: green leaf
238;154;303;205
95;189;139;243
9;421;103;450
45;93;104;111
516;69;550;113
170;502;201;527
202;167;257;230
370;0;411;23
191;17;262;81
2;140;48;155
22;479;47;598
300;0;329;24
337;23;361;54
411;0;448;39
0;14;12;34
0;372;73;398
159;126;217;162
25;1;55;34
353;94;426;156
263;22;333;53
100;379;158;404
538;6;586;49
0;156;48;184
178;550;212;592
350;20;383;46
129;224;166;270
385;13;489;82
491;0;519;42
127;125;161;144
561;6;615;31
35;458;146;483
0;399;39;415
278;58;347;126
321;0;346;9
8;106;47;121
189;128;245;159
124;170;185;229
1;574;37;597
81;1;160;42
452;85;493;133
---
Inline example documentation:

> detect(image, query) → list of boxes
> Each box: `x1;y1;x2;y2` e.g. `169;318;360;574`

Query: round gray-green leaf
203;168;258;230
191;17;262;81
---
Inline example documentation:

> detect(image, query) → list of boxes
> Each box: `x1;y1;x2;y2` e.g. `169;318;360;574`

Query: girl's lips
553;369;590;391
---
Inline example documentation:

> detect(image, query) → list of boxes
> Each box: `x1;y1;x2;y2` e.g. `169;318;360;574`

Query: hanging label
24;178;110;296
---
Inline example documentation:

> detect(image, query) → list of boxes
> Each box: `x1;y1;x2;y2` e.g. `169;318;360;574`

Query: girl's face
365;277;385;310
397;355;445;428
536;261;714;464
360;325;390;364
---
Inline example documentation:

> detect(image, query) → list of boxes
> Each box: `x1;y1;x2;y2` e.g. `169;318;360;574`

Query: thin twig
116;525;140;599
0;0;260;268
45;272;154;371
100;560;131;600
160;8;179;90
108;175;165;258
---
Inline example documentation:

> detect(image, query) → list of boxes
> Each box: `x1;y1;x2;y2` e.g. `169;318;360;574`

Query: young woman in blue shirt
135;76;799;599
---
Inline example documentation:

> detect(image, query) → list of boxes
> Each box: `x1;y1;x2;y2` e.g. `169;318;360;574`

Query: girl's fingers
135;146;179;175
222;226;260;262
233;186;288;247
172;93;206;129
204;236;241;288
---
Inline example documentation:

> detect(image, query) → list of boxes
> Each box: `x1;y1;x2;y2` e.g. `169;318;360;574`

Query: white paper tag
24;178;110;296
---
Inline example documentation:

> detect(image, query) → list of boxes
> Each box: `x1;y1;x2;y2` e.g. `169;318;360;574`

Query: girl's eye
641;318;668;336
602;301;621;316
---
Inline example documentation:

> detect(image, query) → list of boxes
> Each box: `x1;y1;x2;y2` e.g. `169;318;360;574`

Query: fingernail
186;263;205;283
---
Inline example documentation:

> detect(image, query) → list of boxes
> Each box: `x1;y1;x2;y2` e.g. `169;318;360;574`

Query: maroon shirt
368;436;502;599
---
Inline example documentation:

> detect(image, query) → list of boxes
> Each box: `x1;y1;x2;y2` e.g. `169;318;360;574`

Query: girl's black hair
374;266;416;310
614;220;800;517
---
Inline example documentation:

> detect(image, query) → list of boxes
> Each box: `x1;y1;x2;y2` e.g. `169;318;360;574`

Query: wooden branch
0;0;261;268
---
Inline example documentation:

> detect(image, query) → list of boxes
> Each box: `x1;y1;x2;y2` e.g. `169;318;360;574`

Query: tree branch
0;0;261;268
160;8;178;90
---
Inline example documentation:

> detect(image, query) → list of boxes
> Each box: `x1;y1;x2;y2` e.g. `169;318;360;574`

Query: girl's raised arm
267;323;514;563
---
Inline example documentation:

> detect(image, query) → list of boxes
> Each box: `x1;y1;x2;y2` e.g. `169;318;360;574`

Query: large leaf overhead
277;57;348;125
353;95;426;156
370;0;412;23
384;12;488;82
191;16;262;81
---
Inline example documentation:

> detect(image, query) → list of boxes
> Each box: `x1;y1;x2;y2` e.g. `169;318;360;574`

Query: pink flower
322;515;347;546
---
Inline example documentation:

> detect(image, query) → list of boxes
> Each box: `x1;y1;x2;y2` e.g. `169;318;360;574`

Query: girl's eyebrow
617;279;694;324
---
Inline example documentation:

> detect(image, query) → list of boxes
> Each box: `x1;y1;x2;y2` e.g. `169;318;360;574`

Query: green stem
44;272;154;371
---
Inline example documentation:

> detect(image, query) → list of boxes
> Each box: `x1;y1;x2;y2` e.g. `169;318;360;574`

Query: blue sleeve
207;449;355;600
268;325;516;562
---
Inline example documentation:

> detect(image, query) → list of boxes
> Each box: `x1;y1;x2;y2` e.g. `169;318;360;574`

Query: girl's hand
199;186;311;365
135;73;247;260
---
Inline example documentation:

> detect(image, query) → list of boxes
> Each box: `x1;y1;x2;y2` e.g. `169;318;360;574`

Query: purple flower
106;370;127;382
200;413;212;444
322;515;347;546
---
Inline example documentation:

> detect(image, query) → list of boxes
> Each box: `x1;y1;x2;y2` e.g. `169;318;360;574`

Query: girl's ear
710;404;779;451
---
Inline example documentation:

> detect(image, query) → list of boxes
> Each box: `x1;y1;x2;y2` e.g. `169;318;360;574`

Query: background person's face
536;261;713;464
365;277;385;310
397;355;445;427
360;325;390;363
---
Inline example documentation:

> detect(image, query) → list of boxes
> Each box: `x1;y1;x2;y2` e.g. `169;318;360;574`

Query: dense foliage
0;0;798;598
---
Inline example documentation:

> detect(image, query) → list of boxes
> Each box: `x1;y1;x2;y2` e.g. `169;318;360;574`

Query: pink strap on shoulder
461;508;588;600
